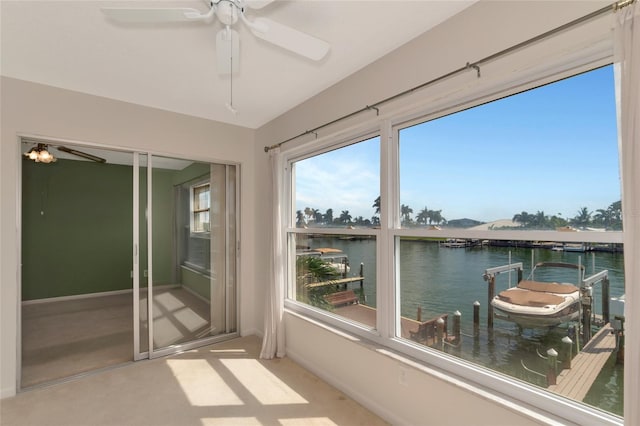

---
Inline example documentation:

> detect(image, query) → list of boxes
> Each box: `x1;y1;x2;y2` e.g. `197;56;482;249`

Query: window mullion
377;119;397;339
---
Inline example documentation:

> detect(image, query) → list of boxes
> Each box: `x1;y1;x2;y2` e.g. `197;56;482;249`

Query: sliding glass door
133;154;238;359
20;142;239;387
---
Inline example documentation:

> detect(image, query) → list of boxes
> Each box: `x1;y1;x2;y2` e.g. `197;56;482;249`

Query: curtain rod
264;0;635;153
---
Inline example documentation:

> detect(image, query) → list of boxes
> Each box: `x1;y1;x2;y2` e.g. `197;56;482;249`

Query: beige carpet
2;336;388;426
21;287;214;388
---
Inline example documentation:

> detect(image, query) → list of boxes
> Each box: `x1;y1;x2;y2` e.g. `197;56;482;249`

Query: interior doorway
20;140;239;388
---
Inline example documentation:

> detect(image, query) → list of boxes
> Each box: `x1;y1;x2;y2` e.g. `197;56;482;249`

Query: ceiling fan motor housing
217;0;239;26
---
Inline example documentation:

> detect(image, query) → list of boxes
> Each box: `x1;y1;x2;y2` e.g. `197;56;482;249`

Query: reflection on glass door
146;156;237;357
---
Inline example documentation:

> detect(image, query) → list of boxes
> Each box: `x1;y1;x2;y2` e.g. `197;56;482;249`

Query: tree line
296;197;622;230
510;200;622;230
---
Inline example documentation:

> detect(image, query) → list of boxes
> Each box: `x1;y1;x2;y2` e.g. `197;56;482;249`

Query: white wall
0;77;257;397
286;313;557;426
254;1;613;424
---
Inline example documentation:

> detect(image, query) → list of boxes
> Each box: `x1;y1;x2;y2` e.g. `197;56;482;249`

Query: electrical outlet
399;367;408;386
143;269;148;277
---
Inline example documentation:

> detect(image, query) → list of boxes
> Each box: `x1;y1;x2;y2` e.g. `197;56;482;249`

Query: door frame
17;135;242;389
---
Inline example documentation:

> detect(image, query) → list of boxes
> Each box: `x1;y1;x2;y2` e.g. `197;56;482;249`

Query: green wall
150;168;177;285
22;158;133;300
22;157;205;301
136;167;176;287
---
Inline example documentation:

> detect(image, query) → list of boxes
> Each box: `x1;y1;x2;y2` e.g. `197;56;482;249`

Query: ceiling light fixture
24;144;57;163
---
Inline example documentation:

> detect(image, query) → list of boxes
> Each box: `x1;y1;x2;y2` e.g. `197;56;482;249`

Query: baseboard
240;327;262;338
21;284;180;305
181;284;211;305
22;288;134;305
286;347;406;426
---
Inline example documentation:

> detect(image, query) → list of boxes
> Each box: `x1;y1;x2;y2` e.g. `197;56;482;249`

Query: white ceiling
1;1;475;129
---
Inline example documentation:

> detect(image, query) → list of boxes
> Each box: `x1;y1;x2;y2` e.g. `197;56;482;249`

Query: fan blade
244;0;275;10
249;17;329;61
216;28;240;75
57;146;106;163
101;7;210;23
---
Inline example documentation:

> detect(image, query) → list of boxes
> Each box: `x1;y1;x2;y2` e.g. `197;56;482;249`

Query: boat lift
482;260;610;342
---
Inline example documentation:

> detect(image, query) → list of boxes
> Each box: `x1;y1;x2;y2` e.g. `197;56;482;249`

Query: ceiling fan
23;142;107;164
101;0;331;76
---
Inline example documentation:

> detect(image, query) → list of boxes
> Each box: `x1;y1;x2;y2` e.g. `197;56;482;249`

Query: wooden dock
305;276;364;289
333;304;450;345
548;323;617;401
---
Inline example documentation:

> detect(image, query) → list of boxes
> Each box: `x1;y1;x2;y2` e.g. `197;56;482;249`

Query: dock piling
487;277;495;329
546;348;558;386
560;336;573;370
417;306;422;322
602;278;610;324
473;301;480;336
359;263;364;289
436;317;445;348
453;310;461;343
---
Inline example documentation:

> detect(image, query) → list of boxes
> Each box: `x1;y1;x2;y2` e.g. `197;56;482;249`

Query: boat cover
516;280;579;294
497;288;565;307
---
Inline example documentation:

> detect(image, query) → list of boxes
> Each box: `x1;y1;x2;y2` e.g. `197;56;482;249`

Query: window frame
190;180;211;236
281;58;623;425
284;131;387;340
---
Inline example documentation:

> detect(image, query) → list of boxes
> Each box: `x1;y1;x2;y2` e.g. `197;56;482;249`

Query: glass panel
397;237;624;416
293;136;381;229
150;157;236;353
399;66;621;232
291;233;377;329
395;66;624;417
20;142;136;386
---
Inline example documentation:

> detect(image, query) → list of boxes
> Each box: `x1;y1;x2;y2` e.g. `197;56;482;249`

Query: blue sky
295;66;620;223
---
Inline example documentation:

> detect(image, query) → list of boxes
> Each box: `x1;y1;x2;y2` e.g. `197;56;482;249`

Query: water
306;236;625;417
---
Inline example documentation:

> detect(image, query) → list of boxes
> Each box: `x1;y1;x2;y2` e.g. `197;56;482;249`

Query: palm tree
430;209;444;225
324;208;334;224
296;210;305;226
533;210;548;228
416;207;429;225
312;208;322;223
400;204;413;226
512;211;533;227
608;200;622;230
339;210;352;224
296;256;340;308
594;208;612;228
572;207;592;228
304;207;313;223
372;196;381;215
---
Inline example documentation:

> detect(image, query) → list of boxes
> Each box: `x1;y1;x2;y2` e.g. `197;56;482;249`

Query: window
192;183;210;234
289;136;380;329
394;66;623;417
285;65;624;421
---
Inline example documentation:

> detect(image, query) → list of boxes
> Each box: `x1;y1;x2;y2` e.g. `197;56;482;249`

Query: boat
491;262;585;328
550;243;586;252
297;247;350;274
440;238;467;248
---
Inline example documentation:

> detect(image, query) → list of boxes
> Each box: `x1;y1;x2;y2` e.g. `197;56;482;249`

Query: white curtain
260;147;286;359
614;2;640;423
